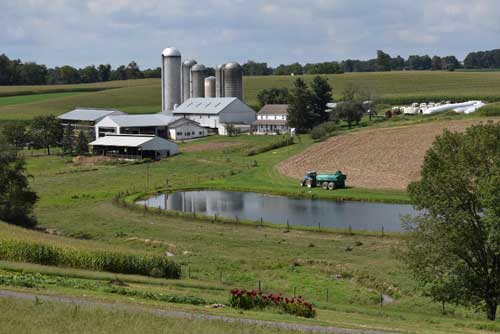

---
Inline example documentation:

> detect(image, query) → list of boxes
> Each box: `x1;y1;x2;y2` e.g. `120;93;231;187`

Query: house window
199;131;202;135
192;131;195;135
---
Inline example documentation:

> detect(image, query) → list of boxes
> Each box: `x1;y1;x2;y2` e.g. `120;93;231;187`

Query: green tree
309;76;332;125
332;84;368;128
403;123;500;320
0;134;38;228
287;78;313;132
2;122;28;150
61;124;74;155
97;64;112;82
257;88;289;107
376;50;391;71
30;115;63;155
75;131;89;155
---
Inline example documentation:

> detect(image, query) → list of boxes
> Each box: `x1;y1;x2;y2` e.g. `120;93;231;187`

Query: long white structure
423;101;486;115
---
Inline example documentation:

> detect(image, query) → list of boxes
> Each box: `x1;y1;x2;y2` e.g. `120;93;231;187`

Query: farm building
94;114;207;140
171;97;256;135
254;104;289;134
89;134;178;160
57;108;126;139
167;117;208;140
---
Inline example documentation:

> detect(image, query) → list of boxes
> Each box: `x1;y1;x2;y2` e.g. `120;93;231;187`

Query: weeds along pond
137;190;417;232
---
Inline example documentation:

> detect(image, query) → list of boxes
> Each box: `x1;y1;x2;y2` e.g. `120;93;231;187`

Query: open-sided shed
89;134;178;160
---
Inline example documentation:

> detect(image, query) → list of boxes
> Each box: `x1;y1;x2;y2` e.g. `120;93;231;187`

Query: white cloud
0;0;499;68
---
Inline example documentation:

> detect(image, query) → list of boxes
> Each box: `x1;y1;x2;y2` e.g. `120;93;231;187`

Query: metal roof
191;64;206;71
258;104;289;115
90;135;155;147
100;114;181;127
90;135;178;151
224;62;241;70
162;47;181;57
173;97;239;115
57;108;125;121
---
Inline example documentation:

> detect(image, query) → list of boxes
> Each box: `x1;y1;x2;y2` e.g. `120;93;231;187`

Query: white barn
171;97;256;135
95;114;207;140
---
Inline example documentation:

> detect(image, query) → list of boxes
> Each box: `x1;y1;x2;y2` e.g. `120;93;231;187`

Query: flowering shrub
229;288;315;318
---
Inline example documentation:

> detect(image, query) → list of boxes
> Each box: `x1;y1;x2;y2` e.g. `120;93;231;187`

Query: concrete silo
223;62;243;100
181;59;197;103
191;64;206;98
215;64;225;97
204;76;216;98
161;47;182;111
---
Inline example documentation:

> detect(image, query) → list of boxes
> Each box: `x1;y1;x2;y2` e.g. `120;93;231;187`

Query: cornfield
0;240;181;279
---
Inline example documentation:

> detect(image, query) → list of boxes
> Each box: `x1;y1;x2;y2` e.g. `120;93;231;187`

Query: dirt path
278;119;497;190
0;289;398;334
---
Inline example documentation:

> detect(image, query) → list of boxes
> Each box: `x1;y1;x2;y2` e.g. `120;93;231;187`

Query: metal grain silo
191;64;206;98
204;76;216;98
161;47;182;111
181;59;197;103
223;62;243;100
215;64;225;97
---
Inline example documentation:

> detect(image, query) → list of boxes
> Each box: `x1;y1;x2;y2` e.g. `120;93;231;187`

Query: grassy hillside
1;71;500;121
0;133;498;332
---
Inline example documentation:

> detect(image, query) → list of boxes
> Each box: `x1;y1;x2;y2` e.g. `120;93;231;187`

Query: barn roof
57;108;125;121
172;97;240;115
100;114;180;127
89;134;177;150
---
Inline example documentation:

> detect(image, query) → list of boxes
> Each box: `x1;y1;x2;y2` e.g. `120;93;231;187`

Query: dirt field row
278;119;496;190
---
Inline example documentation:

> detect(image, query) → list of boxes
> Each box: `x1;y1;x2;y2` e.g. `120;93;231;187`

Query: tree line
243;50;463;76
0;54;162;85
3;48;500;85
1;116;89;156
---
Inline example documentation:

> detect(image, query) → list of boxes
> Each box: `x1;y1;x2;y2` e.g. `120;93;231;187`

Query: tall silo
181;59;197;103
223;62;243;100
204;76;216;98
215;64;225;97
191;64;206;98
161;47;182;111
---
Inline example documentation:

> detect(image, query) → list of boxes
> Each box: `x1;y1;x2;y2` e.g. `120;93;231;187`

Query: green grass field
1;71;500;121
0;132;498;333
1;72;500;332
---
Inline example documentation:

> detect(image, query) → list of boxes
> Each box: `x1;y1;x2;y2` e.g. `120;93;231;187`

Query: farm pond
137;190;417;232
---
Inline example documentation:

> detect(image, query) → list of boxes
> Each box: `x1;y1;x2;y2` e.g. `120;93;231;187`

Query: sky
1;0;499;69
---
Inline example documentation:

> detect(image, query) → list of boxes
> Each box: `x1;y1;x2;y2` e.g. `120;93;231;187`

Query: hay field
278;119;499;190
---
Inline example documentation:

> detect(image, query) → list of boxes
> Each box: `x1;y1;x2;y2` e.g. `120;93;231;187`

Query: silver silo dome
161;47;182;111
204;76;216;98
215;64;225;97
182;59;197;103
191;64;206;98
223;62;243;100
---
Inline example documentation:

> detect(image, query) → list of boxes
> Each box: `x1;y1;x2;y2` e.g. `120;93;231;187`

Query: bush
229;288;315;318
310;121;336;141
245;136;294;156
0;240;181;279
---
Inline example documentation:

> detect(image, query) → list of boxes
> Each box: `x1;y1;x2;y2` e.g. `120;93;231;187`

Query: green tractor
300;171;347;190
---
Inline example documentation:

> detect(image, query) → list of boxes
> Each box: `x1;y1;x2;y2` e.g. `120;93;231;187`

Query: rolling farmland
1;71;500;121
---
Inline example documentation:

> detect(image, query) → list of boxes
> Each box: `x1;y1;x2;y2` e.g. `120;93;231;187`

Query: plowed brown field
278;119;497;190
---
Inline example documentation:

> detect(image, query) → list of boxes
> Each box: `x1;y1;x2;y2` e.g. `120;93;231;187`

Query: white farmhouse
171;97;256;135
254;104;289;134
